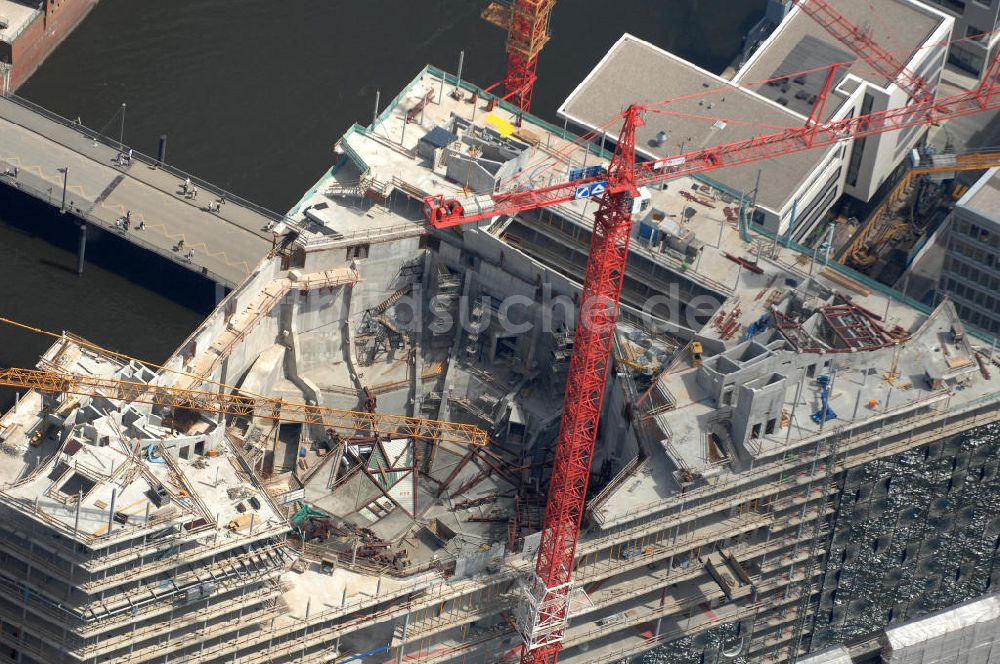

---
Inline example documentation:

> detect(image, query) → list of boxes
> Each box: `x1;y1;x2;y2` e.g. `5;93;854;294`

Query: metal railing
0;164;240;286
1;94;286;225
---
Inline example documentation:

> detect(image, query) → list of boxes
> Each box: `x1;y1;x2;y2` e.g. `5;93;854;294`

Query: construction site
831;149;997;290
1;1;1000;663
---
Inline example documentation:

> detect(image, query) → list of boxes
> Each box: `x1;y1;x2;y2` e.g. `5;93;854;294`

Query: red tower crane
482;0;556;113
424;32;1000;664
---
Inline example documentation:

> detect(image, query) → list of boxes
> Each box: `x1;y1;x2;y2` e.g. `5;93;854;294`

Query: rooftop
957;166;1000;224
557;0;949;216
0;0;39;43
738;0;946;94
557;33;832;214
0;338;287;547
591;291;993;527
884;592;1000;654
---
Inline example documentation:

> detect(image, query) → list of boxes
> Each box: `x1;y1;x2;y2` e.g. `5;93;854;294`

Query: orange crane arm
0;367;488;447
839;150;1000;263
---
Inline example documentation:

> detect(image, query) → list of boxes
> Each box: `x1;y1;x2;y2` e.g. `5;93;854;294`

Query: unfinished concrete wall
161;259;282;387
292;288;350;376
601;369;641;465
730;372;787;452
696;340;791;405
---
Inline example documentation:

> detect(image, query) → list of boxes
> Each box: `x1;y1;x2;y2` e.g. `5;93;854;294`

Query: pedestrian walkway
0;95;282;287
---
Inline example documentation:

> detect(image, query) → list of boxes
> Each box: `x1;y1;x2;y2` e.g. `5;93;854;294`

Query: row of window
953;216;1000;248
928;0;996;15
792;168;843;242
955;300;1000;334
944;275;1000;312
949;235;998;268
944;277;1000;332
944;254;1000;289
846;96;873;188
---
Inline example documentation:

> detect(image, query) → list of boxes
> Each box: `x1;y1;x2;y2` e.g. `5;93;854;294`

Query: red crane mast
483;0;556;113
424;30;1000;664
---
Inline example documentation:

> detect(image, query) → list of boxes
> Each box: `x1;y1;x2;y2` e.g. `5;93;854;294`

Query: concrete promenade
0;95;281;288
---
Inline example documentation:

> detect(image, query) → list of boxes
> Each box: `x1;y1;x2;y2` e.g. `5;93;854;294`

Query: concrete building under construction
1;12;1000;664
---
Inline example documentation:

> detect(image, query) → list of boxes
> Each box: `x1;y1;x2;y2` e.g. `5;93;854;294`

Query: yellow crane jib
0;368;488;447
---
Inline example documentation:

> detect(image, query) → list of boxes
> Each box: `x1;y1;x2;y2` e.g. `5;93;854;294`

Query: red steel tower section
515;106;643;664
483;0;556;112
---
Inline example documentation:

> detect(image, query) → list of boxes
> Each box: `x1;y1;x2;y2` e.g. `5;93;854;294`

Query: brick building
0;0;97;94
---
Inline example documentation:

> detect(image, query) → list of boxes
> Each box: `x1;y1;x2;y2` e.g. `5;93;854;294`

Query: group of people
114;149;133;167
115;210;144;232
181;177;199;200
180;178;227;212
174;238;194;260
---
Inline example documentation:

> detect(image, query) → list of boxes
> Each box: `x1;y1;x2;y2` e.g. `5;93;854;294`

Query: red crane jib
425;72;1000;229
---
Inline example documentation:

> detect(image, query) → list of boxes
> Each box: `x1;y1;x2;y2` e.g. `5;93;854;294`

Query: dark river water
0;0;765;404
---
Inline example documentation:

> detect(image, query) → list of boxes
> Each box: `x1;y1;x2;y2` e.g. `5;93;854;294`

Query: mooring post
76;223;87;276
60;166;69;211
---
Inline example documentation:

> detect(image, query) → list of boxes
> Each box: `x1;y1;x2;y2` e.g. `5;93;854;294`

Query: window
419;235;440;251
967;25;990;42
932;0;965;12
346;243;370;260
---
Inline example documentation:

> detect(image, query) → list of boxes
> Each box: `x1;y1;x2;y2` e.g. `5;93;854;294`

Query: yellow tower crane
0;367;488;447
